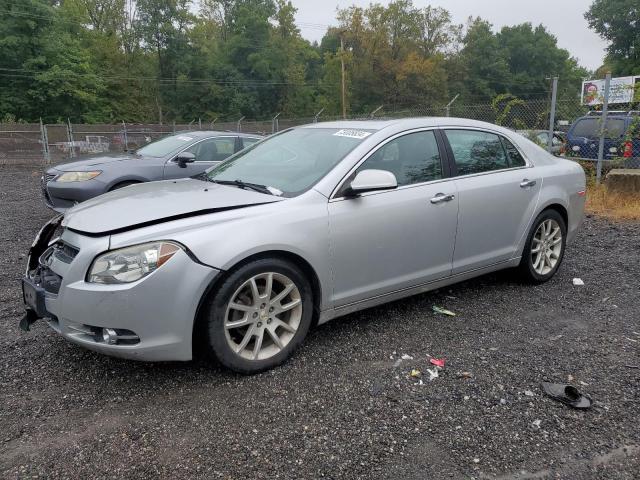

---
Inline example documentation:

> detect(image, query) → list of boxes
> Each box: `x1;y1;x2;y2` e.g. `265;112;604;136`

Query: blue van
566;111;639;162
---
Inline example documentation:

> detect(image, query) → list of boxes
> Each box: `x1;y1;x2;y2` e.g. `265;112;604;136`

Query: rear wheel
518;209;567;283
202;258;313;374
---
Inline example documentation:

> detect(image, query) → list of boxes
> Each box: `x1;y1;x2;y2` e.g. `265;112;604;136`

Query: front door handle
430;193;455;204
520;179;537;188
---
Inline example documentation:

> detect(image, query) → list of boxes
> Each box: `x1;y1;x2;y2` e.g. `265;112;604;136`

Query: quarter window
356;131;442;187
445;130;509;175
502;137;526;167
185;137;236;162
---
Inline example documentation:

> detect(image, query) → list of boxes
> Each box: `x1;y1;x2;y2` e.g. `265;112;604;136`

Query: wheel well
542;203;568;227
109;180;141;191
191;250;323;358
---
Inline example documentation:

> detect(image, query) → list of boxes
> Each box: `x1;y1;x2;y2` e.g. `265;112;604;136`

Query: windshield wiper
211;179;276;196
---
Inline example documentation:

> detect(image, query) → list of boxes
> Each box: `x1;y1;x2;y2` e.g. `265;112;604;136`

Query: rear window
571;118;626;139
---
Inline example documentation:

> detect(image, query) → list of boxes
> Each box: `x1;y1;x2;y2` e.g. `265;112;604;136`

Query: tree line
0;0;636;124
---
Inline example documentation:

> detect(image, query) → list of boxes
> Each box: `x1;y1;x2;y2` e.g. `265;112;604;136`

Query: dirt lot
1;164;639;479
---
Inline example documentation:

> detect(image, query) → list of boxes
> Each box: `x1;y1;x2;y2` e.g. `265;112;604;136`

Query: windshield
206;128;374;196
137;134;197;157
572;118;626;139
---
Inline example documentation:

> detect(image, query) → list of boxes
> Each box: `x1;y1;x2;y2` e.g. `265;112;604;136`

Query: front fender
109;191;334;310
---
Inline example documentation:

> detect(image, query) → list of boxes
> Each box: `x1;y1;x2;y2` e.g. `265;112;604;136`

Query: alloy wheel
224;272;302;360
531;219;563;275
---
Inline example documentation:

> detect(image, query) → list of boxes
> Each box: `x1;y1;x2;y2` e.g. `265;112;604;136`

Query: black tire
201;258;314;374
109;180;140;191
518;209;567;284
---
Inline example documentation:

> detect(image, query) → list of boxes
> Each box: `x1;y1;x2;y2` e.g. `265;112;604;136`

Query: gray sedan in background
41;131;262;211
22;118;585;374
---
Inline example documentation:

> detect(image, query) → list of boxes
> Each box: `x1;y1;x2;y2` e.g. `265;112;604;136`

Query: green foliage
0;0;596;123
457;19;588;103
586;0;640;75
491;94;526;127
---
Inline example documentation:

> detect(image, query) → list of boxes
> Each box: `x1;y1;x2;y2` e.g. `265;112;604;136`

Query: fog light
102;328;118;345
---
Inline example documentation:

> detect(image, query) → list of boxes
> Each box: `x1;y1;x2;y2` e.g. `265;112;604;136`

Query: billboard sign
581;76;639;106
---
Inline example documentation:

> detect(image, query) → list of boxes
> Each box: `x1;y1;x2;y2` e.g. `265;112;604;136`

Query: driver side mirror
344;169;398;197
175;152;196;168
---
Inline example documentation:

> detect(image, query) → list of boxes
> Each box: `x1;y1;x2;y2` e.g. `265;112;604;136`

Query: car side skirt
318;257;520;325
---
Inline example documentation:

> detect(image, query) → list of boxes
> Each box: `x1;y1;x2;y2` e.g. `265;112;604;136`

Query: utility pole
340;36;346;120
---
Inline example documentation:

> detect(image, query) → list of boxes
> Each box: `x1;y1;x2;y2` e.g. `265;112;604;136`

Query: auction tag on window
333;129;372;139
177;136;193;141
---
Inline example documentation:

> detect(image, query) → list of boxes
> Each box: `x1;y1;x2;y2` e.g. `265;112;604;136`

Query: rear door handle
520;179;537;188
430;193;455;204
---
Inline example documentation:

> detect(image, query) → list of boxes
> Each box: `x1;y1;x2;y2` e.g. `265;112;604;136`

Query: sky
293;0;608;72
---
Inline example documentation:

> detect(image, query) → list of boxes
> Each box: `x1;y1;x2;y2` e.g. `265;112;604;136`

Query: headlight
87;242;182;284
56;171;102;182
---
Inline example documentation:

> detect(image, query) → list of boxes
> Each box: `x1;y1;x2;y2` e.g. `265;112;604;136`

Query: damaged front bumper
20;215;64;331
20;216;221;361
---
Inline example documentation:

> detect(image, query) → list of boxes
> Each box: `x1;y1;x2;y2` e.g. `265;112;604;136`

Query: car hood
52;153;142;171
62;178;283;235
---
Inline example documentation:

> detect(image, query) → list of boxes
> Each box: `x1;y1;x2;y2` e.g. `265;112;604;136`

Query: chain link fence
2;82;639;177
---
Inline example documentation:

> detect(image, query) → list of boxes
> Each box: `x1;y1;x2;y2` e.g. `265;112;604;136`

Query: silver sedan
21;118;586;373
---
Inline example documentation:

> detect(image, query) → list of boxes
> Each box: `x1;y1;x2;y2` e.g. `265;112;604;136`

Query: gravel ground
1;164;639;479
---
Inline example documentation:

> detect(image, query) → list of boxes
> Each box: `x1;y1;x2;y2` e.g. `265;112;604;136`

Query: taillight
623;141;632;158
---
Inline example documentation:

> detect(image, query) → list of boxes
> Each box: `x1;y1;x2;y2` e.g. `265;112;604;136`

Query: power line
0;68;338;88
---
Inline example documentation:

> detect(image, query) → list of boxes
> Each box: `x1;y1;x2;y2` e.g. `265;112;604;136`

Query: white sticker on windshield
177;136;193;141
333;129;372;139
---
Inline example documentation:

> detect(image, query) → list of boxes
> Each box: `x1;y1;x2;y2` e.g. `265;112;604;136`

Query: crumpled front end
21;216;220;361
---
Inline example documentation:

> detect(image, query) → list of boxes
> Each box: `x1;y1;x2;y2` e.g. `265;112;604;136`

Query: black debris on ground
1;164;639;479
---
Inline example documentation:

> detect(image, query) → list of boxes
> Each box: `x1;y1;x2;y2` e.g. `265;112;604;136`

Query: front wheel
518;209;567;283
202;258;314;374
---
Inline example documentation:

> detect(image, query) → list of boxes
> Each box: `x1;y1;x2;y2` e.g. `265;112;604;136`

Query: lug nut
267;318;272;324
253;312;258;318
269;307;274;312
257;322;262;327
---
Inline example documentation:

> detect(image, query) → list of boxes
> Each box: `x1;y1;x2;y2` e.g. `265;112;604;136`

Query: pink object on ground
430;358;445;368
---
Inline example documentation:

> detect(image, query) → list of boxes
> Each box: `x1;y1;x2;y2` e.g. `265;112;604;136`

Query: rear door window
445;130;509;176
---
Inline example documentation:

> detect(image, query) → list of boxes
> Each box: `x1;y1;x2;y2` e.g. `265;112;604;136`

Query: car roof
576;113;632;120
171;130;262;138
301;117;515;133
